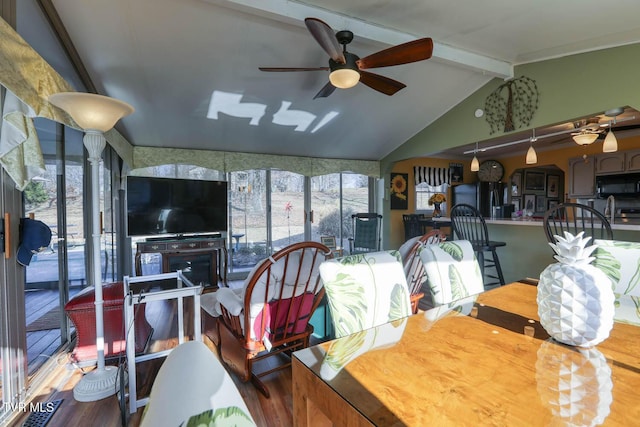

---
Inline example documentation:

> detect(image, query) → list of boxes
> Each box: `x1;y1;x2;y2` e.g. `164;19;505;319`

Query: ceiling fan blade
313;82;337;99
359;70;406;96
304;18;345;63
357;38;433;69
259;67;329;72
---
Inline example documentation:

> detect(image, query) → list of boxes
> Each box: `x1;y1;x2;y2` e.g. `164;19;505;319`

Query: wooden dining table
292;282;640;426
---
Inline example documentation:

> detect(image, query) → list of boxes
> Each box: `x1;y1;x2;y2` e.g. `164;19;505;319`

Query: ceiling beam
209;0;513;79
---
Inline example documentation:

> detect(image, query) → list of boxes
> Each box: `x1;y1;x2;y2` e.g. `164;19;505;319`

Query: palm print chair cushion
418;239;484;306
319;250;412;339
593;239;640;325
139;341;256;427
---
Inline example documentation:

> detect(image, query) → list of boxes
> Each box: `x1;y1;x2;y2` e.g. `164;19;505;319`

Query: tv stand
135;235;227;288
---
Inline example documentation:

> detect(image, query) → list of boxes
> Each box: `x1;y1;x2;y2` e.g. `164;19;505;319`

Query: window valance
414;166;451;186
133;146;380;178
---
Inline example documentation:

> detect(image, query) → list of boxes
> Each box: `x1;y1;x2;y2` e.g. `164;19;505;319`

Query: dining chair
200;241;332;397
450;203;506;288
139;341;256;427
418;239;485;305
402;214;423;241
319;250;412;338
593;239;640;325
349;213;382;254
543;202;613;245
399;229;447;313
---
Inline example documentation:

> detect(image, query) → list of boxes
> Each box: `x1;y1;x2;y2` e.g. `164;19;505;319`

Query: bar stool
450;203;506;289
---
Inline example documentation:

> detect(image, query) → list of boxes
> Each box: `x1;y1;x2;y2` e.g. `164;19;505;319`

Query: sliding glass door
228;170;268;275
271;170;305;251
23;120;85;374
310;173;370;253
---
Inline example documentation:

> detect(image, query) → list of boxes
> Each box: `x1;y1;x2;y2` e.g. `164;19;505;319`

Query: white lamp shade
602;130;618;153
470;155;479;172
329;69;360;89
49;92;134;132
526;145;538;164
572;132;599;146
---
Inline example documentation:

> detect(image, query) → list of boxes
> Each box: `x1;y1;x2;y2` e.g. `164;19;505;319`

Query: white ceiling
46;0;640;162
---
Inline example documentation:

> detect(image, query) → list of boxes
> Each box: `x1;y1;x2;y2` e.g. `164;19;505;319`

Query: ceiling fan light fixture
572;132;599;146
329;68;360;89
329;53;361;89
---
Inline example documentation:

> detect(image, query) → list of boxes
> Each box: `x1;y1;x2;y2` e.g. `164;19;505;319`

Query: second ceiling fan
259;18;434;99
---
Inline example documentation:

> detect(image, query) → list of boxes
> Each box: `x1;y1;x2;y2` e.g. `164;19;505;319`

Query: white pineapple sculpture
537;231;614;347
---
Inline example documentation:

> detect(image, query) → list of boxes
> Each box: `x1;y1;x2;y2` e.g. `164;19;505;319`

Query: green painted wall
381;43;640;259
382;43;640;168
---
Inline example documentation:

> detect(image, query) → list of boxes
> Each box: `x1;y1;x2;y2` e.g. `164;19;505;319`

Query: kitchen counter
485;217;640;231
479;219;640;284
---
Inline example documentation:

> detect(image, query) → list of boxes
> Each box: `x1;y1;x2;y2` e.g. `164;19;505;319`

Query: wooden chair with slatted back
450;203;506;288
207;241;332;397
543;202;613;245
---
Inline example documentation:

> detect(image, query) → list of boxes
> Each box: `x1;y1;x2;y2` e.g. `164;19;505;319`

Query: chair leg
491;248;505;286
476;251;485;281
251;373;271;398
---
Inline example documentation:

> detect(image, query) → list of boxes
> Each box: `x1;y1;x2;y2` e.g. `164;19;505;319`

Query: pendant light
526;129;538;164
471;141;479;172
602;120;618;153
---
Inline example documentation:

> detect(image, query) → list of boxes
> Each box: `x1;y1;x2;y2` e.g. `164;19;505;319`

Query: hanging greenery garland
484;76;539;134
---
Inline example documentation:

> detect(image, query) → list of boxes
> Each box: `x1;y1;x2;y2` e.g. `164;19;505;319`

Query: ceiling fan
571;118;604;145
259;18;433;99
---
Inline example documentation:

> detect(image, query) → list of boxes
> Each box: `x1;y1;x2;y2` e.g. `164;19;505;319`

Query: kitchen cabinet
593;148;640;174
596;152;625;174
626;149;640;171
568;156;595;198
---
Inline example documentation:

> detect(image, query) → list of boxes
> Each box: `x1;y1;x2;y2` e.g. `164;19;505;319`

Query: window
415;183;448;212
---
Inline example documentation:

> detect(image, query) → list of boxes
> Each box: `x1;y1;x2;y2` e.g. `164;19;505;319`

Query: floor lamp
48;92;134;401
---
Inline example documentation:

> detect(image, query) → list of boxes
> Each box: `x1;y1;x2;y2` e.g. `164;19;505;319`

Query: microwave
596;173;640;198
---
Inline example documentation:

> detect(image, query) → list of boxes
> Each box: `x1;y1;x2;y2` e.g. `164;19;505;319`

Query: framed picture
546;175;560;198
511;172;522;197
512;198;520;212
449;163;463;183
524;194;536;212
390;172;409;210
524;171;545;193
320;236;337;249
548;200;559;211
536;196;546;212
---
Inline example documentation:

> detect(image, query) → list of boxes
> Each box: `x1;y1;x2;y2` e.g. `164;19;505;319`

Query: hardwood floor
10;294;296;427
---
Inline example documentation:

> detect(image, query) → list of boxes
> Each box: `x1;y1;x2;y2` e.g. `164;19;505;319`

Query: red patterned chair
64;281;153;365
200;241;332;397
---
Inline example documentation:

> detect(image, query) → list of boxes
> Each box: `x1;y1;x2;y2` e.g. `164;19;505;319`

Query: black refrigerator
452;182;505;218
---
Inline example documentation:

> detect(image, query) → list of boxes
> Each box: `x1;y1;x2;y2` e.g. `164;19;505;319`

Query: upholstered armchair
593;239;640;325
319;250;412;339
418;239;485;306
399;229;447;313
200;241;332;397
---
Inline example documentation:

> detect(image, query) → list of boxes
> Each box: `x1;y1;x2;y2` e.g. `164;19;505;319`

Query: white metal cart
124;270;202;414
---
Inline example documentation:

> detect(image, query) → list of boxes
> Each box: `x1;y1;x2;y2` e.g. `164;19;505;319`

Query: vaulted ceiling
32;0;640;162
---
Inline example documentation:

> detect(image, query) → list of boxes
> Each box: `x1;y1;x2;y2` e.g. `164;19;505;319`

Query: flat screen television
127;176;228;237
